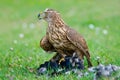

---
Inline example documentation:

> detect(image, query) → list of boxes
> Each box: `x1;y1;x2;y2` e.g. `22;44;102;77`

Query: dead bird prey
38;8;92;67
37;53;84;76
88;64;120;80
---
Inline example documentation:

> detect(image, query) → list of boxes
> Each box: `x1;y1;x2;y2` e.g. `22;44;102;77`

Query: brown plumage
40;35;74;61
40;36;55;52
38;8;92;67
40;36;63;61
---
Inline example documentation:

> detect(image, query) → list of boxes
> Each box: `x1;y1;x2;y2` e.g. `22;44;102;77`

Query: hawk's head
38;8;61;22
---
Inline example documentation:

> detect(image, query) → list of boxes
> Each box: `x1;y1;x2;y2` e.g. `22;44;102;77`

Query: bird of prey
38;8;92;67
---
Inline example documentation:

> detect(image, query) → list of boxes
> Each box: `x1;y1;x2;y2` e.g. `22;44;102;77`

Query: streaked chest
47;25;69;48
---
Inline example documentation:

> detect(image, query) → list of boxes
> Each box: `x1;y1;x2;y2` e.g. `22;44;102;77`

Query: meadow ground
0;0;120;80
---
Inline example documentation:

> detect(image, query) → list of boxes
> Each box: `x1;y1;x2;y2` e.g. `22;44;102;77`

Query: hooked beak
38;13;41;20
38;12;45;20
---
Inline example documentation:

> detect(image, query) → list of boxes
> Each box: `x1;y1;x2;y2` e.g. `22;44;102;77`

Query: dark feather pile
37;56;120;80
37;55;84;76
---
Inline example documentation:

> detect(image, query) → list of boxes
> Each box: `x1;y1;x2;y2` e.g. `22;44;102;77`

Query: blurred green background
0;0;120;80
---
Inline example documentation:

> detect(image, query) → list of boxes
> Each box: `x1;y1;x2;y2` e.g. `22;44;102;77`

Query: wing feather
40;36;55;52
66;27;90;57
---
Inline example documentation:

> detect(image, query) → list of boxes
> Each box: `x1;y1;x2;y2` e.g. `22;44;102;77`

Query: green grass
0;0;120;80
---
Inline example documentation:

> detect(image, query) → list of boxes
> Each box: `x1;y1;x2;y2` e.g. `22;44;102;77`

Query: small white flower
13;40;17;44
88;24;95;29
19;33;24;38
10;47;14;51
102;29;108;35
29;23;35;29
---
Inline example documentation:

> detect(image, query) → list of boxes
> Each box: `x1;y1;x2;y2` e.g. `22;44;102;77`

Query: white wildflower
19;33;24;38
88;24;95;29
102;29;108;35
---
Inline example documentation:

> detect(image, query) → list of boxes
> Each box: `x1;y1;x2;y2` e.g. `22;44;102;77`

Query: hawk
38;8;92;67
